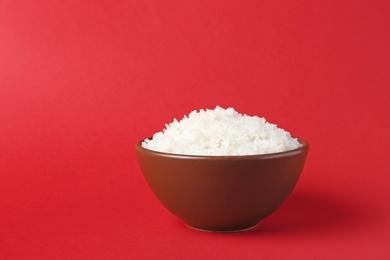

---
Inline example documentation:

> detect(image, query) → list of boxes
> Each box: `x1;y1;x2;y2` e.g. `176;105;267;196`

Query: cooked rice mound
142;106;301;156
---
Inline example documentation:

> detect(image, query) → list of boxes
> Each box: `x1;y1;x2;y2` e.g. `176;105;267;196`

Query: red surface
1;0;389;259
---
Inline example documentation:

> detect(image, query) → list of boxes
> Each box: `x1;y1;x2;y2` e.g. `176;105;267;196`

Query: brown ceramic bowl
135;138;309;232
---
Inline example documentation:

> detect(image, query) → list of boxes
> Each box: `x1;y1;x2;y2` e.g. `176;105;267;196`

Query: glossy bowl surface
135;138;309;232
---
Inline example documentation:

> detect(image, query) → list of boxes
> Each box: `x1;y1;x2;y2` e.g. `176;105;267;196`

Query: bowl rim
135;137;309;160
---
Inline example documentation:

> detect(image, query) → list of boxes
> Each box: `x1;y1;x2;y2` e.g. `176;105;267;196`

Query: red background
1;0;389;259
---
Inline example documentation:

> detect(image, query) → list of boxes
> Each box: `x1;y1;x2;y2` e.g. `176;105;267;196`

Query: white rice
142;106;301;156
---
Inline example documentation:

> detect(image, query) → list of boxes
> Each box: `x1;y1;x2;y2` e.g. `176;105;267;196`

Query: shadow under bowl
135;138;309;232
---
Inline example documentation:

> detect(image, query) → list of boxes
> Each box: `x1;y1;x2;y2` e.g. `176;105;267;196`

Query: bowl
135;138;309;232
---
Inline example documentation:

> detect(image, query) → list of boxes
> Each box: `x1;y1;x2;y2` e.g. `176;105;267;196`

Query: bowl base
186;223;258;233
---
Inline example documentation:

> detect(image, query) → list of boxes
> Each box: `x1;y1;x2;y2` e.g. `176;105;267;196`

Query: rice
142;106;301;156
